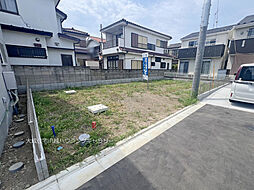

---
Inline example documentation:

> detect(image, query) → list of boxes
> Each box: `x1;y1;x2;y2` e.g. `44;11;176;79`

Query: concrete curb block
27;102;206;190
27;86;49;181
198;83;230;101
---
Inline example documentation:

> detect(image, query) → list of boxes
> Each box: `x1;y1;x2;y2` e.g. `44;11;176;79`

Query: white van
229;63;254;104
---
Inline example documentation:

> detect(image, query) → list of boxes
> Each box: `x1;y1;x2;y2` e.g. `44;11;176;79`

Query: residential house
0;0;79;67
177;14;254;77
63;28;105;69
101;19;173;70
178;25;233;77
165;43;181;72
228;15;254;74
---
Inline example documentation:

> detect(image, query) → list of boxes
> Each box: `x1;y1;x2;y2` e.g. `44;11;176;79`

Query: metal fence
27;83;49;181
198;79;230;95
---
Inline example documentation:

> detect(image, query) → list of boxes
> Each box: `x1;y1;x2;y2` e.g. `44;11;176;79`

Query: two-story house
63;28;105;69
0;0;79;67
228;15;254;74
178;25;234;77
101;19;173;70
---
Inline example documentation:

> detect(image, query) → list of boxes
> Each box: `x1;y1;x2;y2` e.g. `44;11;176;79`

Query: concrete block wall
13;66;166;93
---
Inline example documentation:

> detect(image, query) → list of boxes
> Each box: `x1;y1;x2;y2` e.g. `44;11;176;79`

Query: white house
178;25;233;77
101;19;173;70
177;14;254;77
0;0;79;67
228;15;254;74
63;28;104;69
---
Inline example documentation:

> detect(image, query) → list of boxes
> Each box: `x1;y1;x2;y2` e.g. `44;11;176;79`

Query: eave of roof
58;33;80;42
56;8;67;22
63;28;89;37
120;47;173;58
1;24;53;37
101;19;172;40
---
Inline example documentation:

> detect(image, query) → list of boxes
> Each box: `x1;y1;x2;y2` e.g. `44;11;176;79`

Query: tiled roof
90;36;105;43
237;15;254;25
101;19;172;40
63;28;89;37
181;25;234;40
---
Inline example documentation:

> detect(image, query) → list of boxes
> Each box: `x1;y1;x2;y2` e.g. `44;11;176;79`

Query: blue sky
58;0;254;43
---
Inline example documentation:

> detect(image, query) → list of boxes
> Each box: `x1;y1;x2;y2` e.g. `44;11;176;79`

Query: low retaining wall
13;66;165;93
27;85;49;181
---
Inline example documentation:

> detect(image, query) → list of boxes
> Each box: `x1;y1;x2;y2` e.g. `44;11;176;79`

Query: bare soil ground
0;95;38;190
33;80;196;175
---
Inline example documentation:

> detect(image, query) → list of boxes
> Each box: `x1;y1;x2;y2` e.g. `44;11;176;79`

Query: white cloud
58;0;225;42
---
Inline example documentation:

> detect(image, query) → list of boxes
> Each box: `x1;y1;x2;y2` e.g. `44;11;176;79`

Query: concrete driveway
202;84;254;113
78;102;254;189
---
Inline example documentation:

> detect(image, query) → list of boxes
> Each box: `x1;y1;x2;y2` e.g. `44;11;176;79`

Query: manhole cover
9;162;24;173
13;141;25;148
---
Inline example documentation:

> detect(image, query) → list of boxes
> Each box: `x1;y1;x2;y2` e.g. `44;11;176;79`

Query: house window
155;57;161;62
206;39;216;46
61;54;73;66
189;41;198;47
147;43;155;51
138;35;148;49
201;61;210;75
131;33;148;49
248;28;254;37
179;61;189;73
107;56;119;69
151;62;155;66
156;39;167;48
131;60;142;69
6;44;47;59
0;0;18;14
160;62;166;68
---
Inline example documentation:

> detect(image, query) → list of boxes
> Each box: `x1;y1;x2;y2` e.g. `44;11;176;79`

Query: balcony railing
103;38;124;49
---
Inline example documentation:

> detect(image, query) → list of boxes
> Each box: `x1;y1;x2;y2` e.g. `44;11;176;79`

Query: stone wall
13;66;166;93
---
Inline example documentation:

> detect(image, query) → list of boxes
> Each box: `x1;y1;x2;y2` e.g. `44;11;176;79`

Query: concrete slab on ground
202;84;254;113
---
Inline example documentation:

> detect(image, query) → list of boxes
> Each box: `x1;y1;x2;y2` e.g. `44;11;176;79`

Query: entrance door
61;54;73;66
179;61;189;73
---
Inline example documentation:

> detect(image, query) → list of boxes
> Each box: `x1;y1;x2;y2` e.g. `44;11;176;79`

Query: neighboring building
228;15;254;74
165;43;181;72
63;28;105;69
177;14;254;77
178;25;233;77
101;19;173;70
0;0;79;67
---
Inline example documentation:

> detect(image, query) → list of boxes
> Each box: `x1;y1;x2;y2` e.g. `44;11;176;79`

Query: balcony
178;44;225;59
103;38;124;49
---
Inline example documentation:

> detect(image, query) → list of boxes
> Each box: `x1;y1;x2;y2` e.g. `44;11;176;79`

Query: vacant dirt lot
33;80;196;174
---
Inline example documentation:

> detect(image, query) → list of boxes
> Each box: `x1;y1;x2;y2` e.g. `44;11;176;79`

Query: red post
92;122;96;129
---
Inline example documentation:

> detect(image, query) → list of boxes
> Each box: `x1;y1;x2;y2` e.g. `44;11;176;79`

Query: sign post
142;53;149;89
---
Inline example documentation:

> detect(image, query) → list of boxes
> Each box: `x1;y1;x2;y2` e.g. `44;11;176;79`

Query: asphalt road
78;103;254;190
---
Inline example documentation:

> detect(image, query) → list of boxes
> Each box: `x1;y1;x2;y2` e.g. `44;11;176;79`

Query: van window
239;66;254;82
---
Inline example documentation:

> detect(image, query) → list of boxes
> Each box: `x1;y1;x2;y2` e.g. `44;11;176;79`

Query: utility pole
191;0;212;97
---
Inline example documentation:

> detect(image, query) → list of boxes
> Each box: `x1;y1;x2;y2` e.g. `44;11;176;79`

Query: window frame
160;62;166;69
131;60;142;70
0;0;19;15
6;44;47;59
137;35;148;49
201;60;211;75
248;28;254;37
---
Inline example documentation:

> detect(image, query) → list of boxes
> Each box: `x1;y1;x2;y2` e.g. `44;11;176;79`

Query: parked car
229;63;254;104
